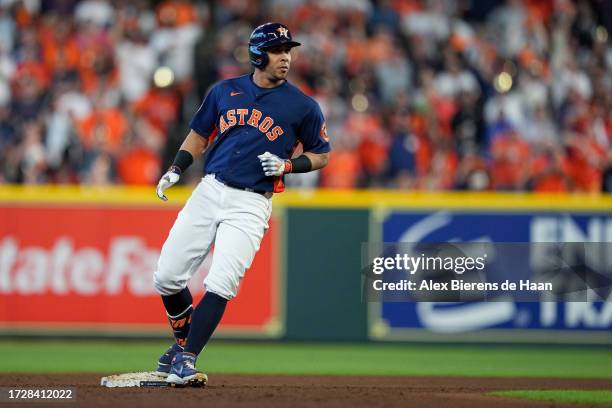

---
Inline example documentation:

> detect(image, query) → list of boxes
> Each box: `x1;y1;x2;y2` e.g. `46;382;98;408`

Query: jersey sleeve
189;84;220;140
298;102;331;154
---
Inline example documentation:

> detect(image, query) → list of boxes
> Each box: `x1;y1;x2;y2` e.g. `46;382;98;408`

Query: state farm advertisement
0;204;280;336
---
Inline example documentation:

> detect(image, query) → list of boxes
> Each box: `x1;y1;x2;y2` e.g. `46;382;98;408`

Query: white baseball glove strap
156;170;181;201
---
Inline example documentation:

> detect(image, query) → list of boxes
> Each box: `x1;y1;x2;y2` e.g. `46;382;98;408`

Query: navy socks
184;291;228;356
162;287;193;315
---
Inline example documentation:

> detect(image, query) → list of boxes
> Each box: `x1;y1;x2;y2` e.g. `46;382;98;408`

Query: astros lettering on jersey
189;74;331;193
218;108;283;141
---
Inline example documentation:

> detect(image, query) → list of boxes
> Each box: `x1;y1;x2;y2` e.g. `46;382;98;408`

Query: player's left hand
258;151;288;177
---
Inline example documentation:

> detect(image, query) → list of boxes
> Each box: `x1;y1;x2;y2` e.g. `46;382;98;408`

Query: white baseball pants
153;174;272;299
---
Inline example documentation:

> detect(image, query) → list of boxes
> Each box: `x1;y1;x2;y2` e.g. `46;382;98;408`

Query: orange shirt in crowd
525;0;554;24
77;109;128;154
157;0;197;27
391;0;422;16
490;133;531;189
79;67;120;95
358;135;389;176
42;38;80;73
566;139;605;192
14;3;33;27
117;147;161;185
14;61;50;89
345;39;368;74
433;150;459;189
132;88;181;132
320;149;360;188
368;33;394;63
530;153;570;192
38;23;80;73
413;133;433;178
431;97;457;138
532;174;569;192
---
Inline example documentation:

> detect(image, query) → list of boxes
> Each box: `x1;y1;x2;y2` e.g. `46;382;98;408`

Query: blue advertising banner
372;211;612;343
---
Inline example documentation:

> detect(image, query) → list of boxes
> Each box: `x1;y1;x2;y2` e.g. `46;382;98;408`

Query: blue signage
378;211;612;336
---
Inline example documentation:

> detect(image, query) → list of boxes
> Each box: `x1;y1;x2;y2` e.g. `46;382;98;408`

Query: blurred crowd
0;0;611;192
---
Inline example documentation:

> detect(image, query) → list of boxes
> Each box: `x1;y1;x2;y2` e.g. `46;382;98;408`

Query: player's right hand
156;169;180;201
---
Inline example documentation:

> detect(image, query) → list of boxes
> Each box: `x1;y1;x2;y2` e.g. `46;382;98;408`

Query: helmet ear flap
248;44;269;68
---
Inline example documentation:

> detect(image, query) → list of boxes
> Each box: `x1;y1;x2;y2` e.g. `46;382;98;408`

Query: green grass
0;340;611;378
490;390;612;406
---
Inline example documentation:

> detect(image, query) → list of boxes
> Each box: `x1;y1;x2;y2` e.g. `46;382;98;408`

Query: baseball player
152;22;331;385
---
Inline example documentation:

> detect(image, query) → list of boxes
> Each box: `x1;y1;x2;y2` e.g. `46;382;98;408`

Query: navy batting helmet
248;22;301;68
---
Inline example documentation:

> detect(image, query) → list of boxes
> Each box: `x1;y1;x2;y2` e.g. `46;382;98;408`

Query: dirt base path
0;374;610;408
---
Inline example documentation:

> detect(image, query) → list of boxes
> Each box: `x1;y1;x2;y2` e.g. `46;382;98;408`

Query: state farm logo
0;236;209;296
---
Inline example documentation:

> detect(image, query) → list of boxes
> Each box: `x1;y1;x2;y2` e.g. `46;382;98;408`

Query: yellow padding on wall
0;185;611;211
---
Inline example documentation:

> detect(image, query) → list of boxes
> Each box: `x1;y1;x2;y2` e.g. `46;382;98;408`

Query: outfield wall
0;185;611;344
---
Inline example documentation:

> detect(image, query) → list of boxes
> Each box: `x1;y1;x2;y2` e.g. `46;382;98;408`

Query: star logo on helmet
277;27;289;38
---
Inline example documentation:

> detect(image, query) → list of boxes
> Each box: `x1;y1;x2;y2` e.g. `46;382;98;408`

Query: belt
211;174;271;197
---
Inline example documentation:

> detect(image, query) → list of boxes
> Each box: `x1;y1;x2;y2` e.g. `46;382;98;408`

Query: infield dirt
0;374;610;408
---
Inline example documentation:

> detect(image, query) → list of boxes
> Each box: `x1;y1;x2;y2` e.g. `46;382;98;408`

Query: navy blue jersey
189;74;331;192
